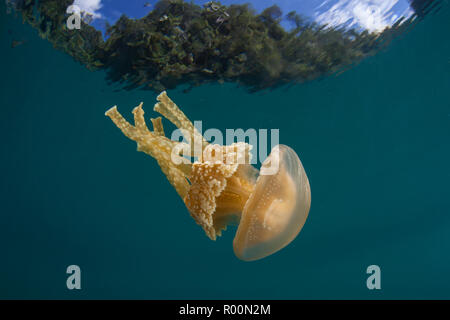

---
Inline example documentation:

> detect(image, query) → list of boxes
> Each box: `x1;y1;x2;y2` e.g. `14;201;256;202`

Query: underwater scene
0;0;449;299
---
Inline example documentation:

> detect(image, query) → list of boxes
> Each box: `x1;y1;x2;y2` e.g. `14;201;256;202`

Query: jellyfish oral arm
105;102;191;199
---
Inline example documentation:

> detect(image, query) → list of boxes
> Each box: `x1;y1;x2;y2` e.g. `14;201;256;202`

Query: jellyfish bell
106;92;311;261
233;145;311;261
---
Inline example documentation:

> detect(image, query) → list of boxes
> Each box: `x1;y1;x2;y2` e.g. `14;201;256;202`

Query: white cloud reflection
72;0;103;19
315;0;414;33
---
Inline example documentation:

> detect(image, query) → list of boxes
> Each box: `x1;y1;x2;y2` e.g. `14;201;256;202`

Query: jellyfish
105;92;311;261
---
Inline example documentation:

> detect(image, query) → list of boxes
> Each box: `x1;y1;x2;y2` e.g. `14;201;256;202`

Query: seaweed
9;0;418;93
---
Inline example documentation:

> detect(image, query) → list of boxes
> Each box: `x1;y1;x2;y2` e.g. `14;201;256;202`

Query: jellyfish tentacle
106;100;255;238
150;117;165;136
153;91;193;135
105;106;141;141
154;91;208;152
106;104;191;199
132;102;151;134
156;159;190;199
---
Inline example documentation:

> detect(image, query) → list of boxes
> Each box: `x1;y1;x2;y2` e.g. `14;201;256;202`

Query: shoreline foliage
9;0;419;92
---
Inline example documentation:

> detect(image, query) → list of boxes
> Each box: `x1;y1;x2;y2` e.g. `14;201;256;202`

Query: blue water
0;3;449;299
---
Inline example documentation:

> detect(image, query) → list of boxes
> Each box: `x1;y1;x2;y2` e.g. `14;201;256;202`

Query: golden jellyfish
105;92;311;261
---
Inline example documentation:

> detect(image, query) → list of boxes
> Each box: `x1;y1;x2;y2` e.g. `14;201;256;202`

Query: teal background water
0;3;449;299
